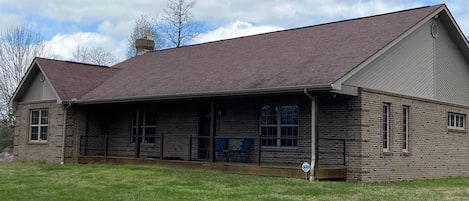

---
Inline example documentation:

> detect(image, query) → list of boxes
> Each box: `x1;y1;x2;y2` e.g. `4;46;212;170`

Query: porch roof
19;5;444;104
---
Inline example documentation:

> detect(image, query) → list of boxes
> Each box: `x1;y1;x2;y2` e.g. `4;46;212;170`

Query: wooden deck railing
79;135;347;166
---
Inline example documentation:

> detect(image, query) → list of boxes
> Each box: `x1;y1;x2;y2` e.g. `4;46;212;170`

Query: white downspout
304;89;316;181
61;102;72;165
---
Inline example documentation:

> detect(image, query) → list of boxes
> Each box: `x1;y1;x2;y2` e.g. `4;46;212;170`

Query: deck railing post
209;101;215;163
188;135;192;161
257;136;261;165
160;133;164;160
135;108;141;159
342;139;346;166
79;136;84;156
104;135;108;158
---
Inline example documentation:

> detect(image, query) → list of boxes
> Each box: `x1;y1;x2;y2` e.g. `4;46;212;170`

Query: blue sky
0;0;468;63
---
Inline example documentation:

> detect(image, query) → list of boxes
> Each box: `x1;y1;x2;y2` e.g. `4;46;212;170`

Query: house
9;4;469;182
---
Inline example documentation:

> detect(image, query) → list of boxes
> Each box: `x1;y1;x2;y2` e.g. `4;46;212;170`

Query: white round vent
431;23;439;38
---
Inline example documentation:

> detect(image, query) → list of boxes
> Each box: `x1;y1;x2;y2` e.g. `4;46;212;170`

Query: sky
0;0;468;63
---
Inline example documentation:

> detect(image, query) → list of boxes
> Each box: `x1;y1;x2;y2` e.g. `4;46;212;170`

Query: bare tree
0;24;52;116
72;45;117;66
160;0;200;48
127;15;165;58
0;24;51;150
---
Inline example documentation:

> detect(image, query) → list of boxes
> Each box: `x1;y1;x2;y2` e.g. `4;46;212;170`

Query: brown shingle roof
36;58;119;100
39;5;443;103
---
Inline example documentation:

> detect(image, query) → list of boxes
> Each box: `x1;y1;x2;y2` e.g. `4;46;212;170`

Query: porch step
315;166;347;180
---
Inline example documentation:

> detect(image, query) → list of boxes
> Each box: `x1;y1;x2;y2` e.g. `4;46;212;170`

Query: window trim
131;110;157;144
382;103;390;152
259;104;299;147
447;112;465;131
402;105;409;153
29;109;48;143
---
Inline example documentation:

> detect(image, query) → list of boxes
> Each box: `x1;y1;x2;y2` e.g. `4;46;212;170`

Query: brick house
9;4;469;182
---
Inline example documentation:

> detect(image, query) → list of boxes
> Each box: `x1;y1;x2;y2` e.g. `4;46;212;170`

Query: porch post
135;107;141;158
209;100;215;163
304;89;317;180
84;112;89;156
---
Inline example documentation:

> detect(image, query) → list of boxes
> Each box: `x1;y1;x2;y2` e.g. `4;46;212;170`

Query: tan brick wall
15;91;469;182
64;107;86;162
359;89;469;182
317;94;362;181
14;101;64;163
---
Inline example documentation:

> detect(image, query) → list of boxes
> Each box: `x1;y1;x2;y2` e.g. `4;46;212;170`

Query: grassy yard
0;162;468;201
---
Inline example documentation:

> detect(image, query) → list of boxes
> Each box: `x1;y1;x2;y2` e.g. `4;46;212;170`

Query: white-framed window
30;109;48;142
402;105;409;152
382;103;390;151
448;112;465;130
260;105;299;147
131;110;157;144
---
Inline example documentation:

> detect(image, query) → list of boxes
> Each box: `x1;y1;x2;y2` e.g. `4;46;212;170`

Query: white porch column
310;96;317;180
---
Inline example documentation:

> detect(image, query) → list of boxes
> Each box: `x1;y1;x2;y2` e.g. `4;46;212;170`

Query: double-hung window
260;105;299;147
448;112;465;130
30;109;48;142
382;103;390;151
131;110;157;144
402;106;409;152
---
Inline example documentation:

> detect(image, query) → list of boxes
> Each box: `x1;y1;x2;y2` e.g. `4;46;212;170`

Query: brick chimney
135;36;155;56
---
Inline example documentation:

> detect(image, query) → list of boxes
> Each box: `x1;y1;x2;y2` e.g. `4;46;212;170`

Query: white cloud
0;13;23;31
193;21;283;44
445;1;469;36
0;0;165;24
97;20;135;39
46;32;126;62
194;0;425;28
2;0;469;64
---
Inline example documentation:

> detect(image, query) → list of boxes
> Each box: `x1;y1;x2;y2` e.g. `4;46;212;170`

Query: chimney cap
135;37;155;56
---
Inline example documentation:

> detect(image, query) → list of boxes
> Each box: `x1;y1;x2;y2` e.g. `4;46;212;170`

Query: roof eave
73;84;334;105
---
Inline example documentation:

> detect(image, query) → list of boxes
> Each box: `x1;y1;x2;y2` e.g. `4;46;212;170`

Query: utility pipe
60;102;72;165
303;89;316;181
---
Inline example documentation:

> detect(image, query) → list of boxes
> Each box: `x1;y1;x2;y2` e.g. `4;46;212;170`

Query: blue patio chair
229;138;252;163
215;138;228;152
214;138;228;160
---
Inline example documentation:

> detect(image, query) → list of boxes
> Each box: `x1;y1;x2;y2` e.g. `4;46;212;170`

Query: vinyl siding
434;19;469;105
344;19;469;106
20;72;57;103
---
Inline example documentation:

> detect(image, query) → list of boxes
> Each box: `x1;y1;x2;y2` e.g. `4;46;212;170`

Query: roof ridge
144;4;442;55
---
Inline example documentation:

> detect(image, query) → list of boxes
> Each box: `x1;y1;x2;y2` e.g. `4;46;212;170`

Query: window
448;112;465;130
131;110;157;143
382;103;390;151
260;105;299;147
30;109;48;142
402;106;409;152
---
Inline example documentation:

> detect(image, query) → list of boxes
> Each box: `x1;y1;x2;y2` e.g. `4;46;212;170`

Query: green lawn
0;162;468;201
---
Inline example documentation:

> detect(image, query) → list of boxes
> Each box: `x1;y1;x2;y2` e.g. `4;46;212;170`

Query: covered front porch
74;93;353;180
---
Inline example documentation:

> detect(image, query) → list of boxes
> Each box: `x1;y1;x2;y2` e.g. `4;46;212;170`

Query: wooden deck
77;156;347;180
